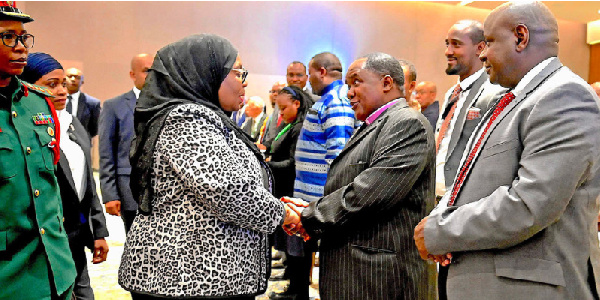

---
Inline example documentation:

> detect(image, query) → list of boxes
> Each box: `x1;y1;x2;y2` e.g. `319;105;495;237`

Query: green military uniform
0;78;76;299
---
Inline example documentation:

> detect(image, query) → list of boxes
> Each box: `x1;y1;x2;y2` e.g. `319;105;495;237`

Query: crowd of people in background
2;1;600;300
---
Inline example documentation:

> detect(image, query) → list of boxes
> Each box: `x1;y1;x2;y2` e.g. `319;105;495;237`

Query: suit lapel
446;72;488;159
77;93;87;119
125;90;136;111
469;58;563;168
58;149;77;193
333;101;406;165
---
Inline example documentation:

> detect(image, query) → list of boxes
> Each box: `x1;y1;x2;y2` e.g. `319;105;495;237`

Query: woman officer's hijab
131;34;266;215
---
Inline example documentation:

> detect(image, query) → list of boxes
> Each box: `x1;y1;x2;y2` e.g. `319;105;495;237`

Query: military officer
0;3;76;299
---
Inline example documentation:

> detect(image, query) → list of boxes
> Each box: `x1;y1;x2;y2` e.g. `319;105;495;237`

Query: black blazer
301;100;436;300
56;117;108;249
75;92;101;138
266;120;303;198
98;90;137;211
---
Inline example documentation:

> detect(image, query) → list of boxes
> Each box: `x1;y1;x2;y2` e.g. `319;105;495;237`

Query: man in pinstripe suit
287;52;436;299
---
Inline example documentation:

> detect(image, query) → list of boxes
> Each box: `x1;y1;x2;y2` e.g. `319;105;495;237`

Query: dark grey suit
99;90;138;231
74;93;101;138
56;117;108;300
426;58;600;299
441;72;497;188
302;99;436;300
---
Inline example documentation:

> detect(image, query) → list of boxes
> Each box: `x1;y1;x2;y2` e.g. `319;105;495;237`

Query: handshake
281;197;311;241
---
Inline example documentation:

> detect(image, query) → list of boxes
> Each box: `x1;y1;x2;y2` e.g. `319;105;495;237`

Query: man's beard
445;64;460;75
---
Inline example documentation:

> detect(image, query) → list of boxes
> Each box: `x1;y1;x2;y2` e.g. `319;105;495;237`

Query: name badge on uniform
32;113;54;125
466;107;481;120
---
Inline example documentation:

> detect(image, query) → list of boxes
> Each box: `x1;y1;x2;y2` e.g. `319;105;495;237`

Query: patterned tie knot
450;85;462;102
497;92;515;110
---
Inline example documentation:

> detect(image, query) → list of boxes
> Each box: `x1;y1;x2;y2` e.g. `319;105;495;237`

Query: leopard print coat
119;104;286;298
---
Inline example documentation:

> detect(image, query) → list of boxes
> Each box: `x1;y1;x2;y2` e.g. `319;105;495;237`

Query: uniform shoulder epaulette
21;81;54;97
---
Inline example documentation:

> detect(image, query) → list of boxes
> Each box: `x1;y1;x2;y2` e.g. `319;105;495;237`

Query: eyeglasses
231;67;248;84
0;32;34;48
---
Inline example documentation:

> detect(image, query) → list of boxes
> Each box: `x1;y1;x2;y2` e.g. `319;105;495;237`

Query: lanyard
273;122;295;142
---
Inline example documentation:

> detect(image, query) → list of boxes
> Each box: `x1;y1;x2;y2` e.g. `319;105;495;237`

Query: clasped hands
281;197;311;241
414;216;452;267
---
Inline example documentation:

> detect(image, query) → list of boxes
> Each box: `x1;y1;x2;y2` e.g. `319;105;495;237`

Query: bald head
481;1;559;88
269;81;286;106
415;81;437;109
130;53;154;90
487;1;558;55
591;82;600;98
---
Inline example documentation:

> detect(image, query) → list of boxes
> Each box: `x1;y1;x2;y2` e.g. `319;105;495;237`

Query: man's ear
382;75;394;93
130;71;135;80
319;67;327;78
515;24;529;52
475;40;486;56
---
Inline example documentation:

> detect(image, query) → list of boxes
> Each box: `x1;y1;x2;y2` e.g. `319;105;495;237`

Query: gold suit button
11;111;17;117
26;147;31;154
40;228;45;235
34;189;40;197
62;217;65;222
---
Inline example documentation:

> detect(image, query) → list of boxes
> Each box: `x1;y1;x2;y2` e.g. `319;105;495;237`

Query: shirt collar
319;80;343;99
70;90;81;101
457;68;485;91
365;98;401;125
132;86;141;99
511;57;556;97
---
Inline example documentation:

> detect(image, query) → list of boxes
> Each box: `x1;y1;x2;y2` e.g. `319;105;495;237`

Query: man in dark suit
65;68;101;138
286;52;435;299
415;2;600;299
415;81;440;129
99;53;153;233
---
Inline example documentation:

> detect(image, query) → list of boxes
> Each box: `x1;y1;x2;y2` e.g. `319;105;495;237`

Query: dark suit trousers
285;254;312;299
69;239;95;300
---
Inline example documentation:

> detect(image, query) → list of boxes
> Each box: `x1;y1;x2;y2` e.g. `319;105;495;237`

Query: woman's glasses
232;67;248;84
0;32;34;48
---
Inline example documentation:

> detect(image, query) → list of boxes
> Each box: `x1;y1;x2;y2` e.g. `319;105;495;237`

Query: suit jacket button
11;111;17;117
34;189;40;197
40;228;45;235
26;147;31;154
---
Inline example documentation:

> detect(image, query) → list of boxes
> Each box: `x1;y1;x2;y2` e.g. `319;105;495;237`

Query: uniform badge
47;127;54;136
32;113;54;125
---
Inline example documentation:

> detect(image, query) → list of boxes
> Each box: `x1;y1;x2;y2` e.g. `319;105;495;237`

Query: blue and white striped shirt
293;80;357;202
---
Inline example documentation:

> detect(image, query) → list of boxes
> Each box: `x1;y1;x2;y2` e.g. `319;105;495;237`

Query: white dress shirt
67;91;81;117
57;109;86;201
132;86;141;99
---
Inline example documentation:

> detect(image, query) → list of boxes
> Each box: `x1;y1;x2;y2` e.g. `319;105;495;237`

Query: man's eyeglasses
232;67;248;84
0;32;34;48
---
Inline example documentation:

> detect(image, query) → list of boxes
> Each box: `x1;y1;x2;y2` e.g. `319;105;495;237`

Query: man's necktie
448;92;515;206
66;95;73;114
436;85;462;152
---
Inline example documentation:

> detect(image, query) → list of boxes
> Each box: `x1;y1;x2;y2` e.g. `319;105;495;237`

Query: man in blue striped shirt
271;52;356;300
294;52;357;203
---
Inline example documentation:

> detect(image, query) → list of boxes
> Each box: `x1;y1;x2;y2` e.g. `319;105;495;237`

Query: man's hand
105;200;121;216
92;238;109;264
414;216;452;266
281;197;310;241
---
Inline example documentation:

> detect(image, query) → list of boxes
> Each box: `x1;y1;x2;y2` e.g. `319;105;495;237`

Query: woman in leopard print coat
119;34;295;299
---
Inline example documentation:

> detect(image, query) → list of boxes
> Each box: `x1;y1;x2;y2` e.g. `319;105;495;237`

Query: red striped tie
436;85;462;152
448;92;515;206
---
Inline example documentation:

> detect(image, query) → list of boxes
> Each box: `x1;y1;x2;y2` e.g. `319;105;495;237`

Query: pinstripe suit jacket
302;99;436;300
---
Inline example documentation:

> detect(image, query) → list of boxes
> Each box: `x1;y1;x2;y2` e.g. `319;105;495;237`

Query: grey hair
363;52;405;94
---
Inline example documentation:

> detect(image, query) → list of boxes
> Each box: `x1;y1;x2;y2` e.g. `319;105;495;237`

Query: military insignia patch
32;113;54;125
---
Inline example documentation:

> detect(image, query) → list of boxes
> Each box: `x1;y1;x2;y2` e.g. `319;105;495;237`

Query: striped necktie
436;85;462;152
448;92;515;206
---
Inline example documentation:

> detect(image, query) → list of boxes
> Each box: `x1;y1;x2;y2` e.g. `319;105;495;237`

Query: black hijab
130;34;265;215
